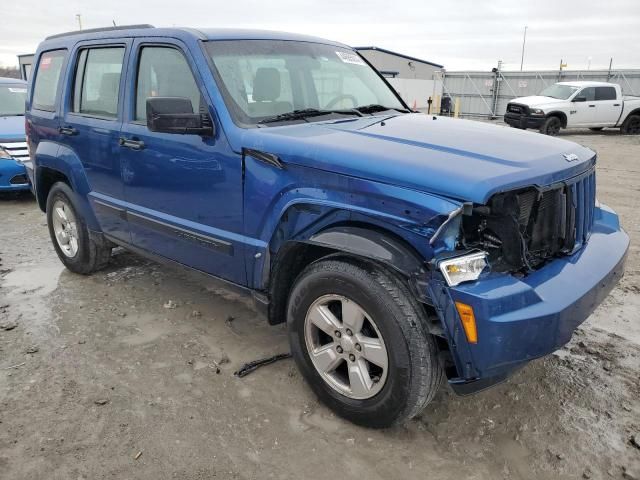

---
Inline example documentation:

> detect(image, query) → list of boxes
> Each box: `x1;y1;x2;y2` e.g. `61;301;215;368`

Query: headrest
253;67;281;102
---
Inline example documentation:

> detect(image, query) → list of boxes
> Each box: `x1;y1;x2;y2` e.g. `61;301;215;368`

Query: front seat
249;67;292;117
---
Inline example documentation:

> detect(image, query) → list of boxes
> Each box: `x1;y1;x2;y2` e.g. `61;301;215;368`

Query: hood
511;96;567;108
0;115;26;141
241;114;595;204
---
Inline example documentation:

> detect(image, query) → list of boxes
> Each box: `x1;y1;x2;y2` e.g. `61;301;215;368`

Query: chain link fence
439;68;640;118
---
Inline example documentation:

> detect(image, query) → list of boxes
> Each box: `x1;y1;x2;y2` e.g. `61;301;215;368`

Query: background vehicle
504;81;640;135
26;26;628;428
0;77;30;193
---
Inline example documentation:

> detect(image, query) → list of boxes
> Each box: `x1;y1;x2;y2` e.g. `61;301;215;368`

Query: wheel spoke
341;300;365;333
358;335;388;369
311;344;342;373
55;206;67;223
348;359;373;397
308;304;341;337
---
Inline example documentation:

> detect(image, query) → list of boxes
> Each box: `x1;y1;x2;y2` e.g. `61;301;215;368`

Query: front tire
287;258;443;428
540;116;562;136
46;182;111;274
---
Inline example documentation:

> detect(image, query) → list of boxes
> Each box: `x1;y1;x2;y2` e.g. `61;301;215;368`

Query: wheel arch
265;222;432;326
545;111;567;127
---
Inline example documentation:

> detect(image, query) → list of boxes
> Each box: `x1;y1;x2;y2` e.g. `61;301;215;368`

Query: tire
287;257;444;428
46;182;111;274
539;116;562;136
621;114;640;135
589;127;604;132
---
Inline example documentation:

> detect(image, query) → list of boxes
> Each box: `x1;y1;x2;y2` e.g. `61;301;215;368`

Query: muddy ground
1;126;639;480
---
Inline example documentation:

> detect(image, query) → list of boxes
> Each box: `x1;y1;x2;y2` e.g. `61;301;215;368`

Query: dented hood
241;114;595;204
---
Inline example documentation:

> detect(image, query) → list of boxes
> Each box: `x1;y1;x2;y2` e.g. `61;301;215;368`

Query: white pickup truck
504;81;640;135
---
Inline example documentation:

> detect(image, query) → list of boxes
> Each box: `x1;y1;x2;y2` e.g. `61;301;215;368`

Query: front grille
507;103;528;115
9;174;29;185
0;141;29;160
462;167;597;272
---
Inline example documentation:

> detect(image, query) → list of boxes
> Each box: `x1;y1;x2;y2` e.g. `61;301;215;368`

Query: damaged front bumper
428;203;629;395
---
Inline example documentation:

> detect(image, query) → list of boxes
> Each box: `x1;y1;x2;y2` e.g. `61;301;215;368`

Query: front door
570;87;596;126
119;40;245;284
61;41;131;242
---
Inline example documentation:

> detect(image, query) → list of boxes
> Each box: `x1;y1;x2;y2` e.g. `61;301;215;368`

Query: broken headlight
438;251;488;286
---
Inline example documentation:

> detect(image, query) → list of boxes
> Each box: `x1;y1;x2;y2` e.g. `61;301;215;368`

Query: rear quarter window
32;49;67;112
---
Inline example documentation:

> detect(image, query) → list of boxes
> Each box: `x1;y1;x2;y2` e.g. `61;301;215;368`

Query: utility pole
607;57;613;80
76;14;82;30
520;26;528;71
587;56;592;70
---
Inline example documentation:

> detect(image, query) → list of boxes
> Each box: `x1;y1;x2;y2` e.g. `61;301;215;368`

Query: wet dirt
1;129;639;479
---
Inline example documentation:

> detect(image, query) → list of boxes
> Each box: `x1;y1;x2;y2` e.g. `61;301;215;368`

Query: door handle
59;126;78;136
588;105;596;108
119;137;145;150
613;104;621;106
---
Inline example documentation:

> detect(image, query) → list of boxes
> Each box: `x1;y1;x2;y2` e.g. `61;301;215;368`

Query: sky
1;0;639;71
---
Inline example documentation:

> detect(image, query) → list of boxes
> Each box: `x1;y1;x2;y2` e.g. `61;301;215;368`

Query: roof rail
45;24;154;41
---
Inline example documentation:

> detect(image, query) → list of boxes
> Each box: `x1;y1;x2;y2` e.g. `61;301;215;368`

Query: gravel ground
1;126;639;480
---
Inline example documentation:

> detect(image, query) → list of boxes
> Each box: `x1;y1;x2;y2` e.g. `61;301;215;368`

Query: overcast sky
2;0;639;71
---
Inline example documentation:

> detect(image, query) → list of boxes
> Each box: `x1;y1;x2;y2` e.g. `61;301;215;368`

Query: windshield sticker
8;88;27;93
336;51;366;66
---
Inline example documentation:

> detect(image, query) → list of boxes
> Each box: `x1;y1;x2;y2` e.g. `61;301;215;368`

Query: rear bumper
504;112;545;129
0;159;30;191
429;204;629;394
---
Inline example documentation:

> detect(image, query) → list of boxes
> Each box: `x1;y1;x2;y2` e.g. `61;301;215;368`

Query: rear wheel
621;115;640;135
46;182;111;274
540;116;562;136
287;258;443;428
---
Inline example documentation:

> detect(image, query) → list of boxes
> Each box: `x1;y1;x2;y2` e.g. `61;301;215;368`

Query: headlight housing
438;251;488;286
531;108;545;116
0;147;13;159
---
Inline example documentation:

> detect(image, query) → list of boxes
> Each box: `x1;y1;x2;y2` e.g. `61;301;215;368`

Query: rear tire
540;116;562;136
46;182;111;274
287;257;443;428
621;115;640;135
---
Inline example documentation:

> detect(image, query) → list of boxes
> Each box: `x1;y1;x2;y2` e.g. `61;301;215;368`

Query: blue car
26;26;628;427
0;77;30;192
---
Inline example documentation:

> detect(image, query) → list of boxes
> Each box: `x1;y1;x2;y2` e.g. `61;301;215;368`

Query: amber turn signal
455;302;478;344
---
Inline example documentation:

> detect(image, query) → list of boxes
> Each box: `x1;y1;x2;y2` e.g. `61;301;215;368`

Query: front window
204;40;406;126
539;84;579;100
0;84;27;116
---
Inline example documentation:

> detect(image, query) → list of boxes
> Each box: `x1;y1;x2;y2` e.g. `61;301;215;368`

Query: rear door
61;40;131;242
593;86;621;126
570;87;596;126
119;39;245;284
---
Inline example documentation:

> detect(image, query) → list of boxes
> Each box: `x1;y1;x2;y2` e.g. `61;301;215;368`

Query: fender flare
545;111;568;127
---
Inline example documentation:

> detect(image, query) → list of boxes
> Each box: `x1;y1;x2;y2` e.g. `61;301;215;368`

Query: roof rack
45;24;154;41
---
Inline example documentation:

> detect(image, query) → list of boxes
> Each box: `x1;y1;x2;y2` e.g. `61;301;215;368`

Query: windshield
0;84;27;116
539;84;579;100
204;40;406;126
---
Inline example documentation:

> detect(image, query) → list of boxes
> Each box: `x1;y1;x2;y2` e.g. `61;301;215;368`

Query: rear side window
73;47;125;118
135;46;201;122
32;50;67;111
596;86;617;101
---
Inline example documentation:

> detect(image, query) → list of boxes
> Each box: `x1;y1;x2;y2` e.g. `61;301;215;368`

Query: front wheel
539;116;562;136
621;115;640;135
287;258;443;428
46;182;112;274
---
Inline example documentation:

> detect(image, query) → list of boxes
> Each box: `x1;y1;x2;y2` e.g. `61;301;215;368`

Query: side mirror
573;96;587;103
146;97;214;136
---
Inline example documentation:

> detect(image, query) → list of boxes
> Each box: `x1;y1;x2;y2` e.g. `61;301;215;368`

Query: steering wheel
325;94;358;110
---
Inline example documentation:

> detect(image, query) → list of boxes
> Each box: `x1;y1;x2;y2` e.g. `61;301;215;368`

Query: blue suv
0;77;30;192
26;25;628;427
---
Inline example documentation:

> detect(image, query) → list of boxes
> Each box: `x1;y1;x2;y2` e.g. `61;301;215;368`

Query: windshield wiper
354;104;410;114
258;108;362;125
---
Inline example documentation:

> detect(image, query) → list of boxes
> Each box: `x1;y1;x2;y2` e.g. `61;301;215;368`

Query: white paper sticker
8;88;27;93
336;51;366;66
